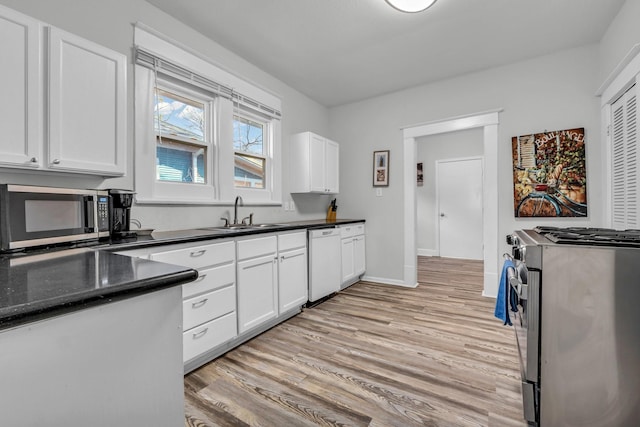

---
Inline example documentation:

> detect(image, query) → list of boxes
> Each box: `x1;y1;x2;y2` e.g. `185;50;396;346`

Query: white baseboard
361;275;418;288
417;248;438;257
483;270;498;298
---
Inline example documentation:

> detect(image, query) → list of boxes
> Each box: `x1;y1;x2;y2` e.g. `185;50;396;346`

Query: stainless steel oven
507;227;640;426
0;185;110;251
506;233;542;424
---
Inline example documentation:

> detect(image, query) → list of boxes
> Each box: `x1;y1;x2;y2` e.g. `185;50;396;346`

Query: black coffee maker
108;189;136;238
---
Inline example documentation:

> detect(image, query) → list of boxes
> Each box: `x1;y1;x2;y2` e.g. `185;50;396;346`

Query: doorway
437;157;483;260
402;110;501;297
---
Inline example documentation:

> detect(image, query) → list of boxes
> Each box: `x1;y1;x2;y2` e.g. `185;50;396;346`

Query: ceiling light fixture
385;0;437;13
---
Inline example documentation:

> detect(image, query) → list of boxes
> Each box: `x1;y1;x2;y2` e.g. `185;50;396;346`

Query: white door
437;158;483;260
237;254;278;333
48;27;126;176
0;6;41;169
278;247;308;313
325;139;340;193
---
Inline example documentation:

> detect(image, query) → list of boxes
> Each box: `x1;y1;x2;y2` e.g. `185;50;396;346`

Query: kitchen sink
198;223;288;233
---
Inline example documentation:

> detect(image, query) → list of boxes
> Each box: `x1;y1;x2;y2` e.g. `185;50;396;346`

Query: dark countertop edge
0;269;197;332
100;219;366;252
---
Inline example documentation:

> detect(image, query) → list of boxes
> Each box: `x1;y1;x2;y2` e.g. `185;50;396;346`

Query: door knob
440;213;445;217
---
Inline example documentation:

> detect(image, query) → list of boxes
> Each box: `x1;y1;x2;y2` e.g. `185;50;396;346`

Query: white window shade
134;24;281;120
135;47;281;120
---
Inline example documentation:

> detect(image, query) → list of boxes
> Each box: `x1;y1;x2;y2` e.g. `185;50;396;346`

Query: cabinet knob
30;157;38;163
52;159;61;165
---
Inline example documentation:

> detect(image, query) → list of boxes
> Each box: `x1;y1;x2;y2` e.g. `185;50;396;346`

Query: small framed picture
373;150;390;187
417;162;424;186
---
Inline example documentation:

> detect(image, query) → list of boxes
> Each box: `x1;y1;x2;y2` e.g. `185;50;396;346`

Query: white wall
416;128;483;255
598;0;640;82
0;0;332;230
330;44;603;284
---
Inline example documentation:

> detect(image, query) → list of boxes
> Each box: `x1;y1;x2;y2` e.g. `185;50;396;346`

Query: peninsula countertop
0;248;198;331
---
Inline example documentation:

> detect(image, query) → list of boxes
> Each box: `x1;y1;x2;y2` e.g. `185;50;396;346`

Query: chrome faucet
233;196;243;225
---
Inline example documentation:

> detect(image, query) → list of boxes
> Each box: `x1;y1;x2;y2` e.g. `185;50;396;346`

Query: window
154;88;208;184
133;26;282;205
233;113;267;189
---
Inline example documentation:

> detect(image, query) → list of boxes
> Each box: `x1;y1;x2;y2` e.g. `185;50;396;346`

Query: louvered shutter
611;84;639;229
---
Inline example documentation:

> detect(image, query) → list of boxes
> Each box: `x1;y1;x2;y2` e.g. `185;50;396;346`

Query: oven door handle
507;265;528;300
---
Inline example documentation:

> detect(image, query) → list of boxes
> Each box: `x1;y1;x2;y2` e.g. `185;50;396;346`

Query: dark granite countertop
0;218;364;331
0;248;197;331
99;218;365;252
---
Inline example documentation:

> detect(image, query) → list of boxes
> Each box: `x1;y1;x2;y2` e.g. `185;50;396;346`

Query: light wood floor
184;257;526;426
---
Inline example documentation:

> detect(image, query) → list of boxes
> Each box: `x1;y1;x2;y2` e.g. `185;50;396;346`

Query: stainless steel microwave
0;185;110;251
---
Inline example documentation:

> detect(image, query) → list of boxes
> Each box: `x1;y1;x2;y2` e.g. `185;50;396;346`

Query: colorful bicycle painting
512;128;587;217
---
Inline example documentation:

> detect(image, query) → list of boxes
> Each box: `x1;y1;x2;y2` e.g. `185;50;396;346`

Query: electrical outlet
290;201;295;211
376;188;383;197
283;202;290;211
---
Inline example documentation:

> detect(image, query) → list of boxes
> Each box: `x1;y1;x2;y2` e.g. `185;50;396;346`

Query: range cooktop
533;226;640;248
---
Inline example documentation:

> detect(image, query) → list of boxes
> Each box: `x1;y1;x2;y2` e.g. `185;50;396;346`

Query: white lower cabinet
115;229;310;372
148;240;237;364
340;223;366;288
183;312;237;363
237;236;278;334
341;237;355;283
278;231;308;313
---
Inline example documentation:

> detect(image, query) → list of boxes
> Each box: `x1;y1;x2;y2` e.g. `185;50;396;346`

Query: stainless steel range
506;227;640;426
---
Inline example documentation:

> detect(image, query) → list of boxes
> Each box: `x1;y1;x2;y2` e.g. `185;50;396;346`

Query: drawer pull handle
194;274;207;283
192;298;208;308
190;250;206;257
192;328;208;339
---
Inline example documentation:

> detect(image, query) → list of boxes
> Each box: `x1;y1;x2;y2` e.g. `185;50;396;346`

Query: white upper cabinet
48;28;126;176
0;5;126;176
0;6;41;168
290;131;339;194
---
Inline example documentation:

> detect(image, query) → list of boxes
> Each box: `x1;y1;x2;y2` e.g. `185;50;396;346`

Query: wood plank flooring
184;257;526;426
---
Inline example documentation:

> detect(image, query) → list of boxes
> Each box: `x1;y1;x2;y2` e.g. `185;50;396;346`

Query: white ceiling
145;0;626;107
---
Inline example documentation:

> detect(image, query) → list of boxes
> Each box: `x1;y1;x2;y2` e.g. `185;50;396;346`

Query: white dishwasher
308;227;341;303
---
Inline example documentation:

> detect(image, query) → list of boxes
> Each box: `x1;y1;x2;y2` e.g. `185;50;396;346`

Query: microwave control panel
97;194;110;233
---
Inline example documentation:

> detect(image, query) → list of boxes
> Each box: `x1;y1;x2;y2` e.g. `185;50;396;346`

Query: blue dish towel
495;259;515;326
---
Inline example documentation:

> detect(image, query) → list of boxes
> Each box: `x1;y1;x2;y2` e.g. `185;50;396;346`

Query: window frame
233;108;271;190
154;85;210;185
134;25;282;206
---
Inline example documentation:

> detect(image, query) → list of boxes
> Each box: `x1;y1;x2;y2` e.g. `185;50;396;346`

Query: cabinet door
0;6;41;168
237;253;278;333
325;139;340;193
309;133;326;192
48;27;126;176
341;237;355;284
279;247;307;313
354;235;366;276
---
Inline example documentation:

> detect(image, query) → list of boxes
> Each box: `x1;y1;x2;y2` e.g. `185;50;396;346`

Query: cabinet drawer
182;263;235;299
183;312;237;363
237;235;277;260
278;231;307;252
183;285;236;331
353;223;365;236
340;225;355;238
151;241;235;269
